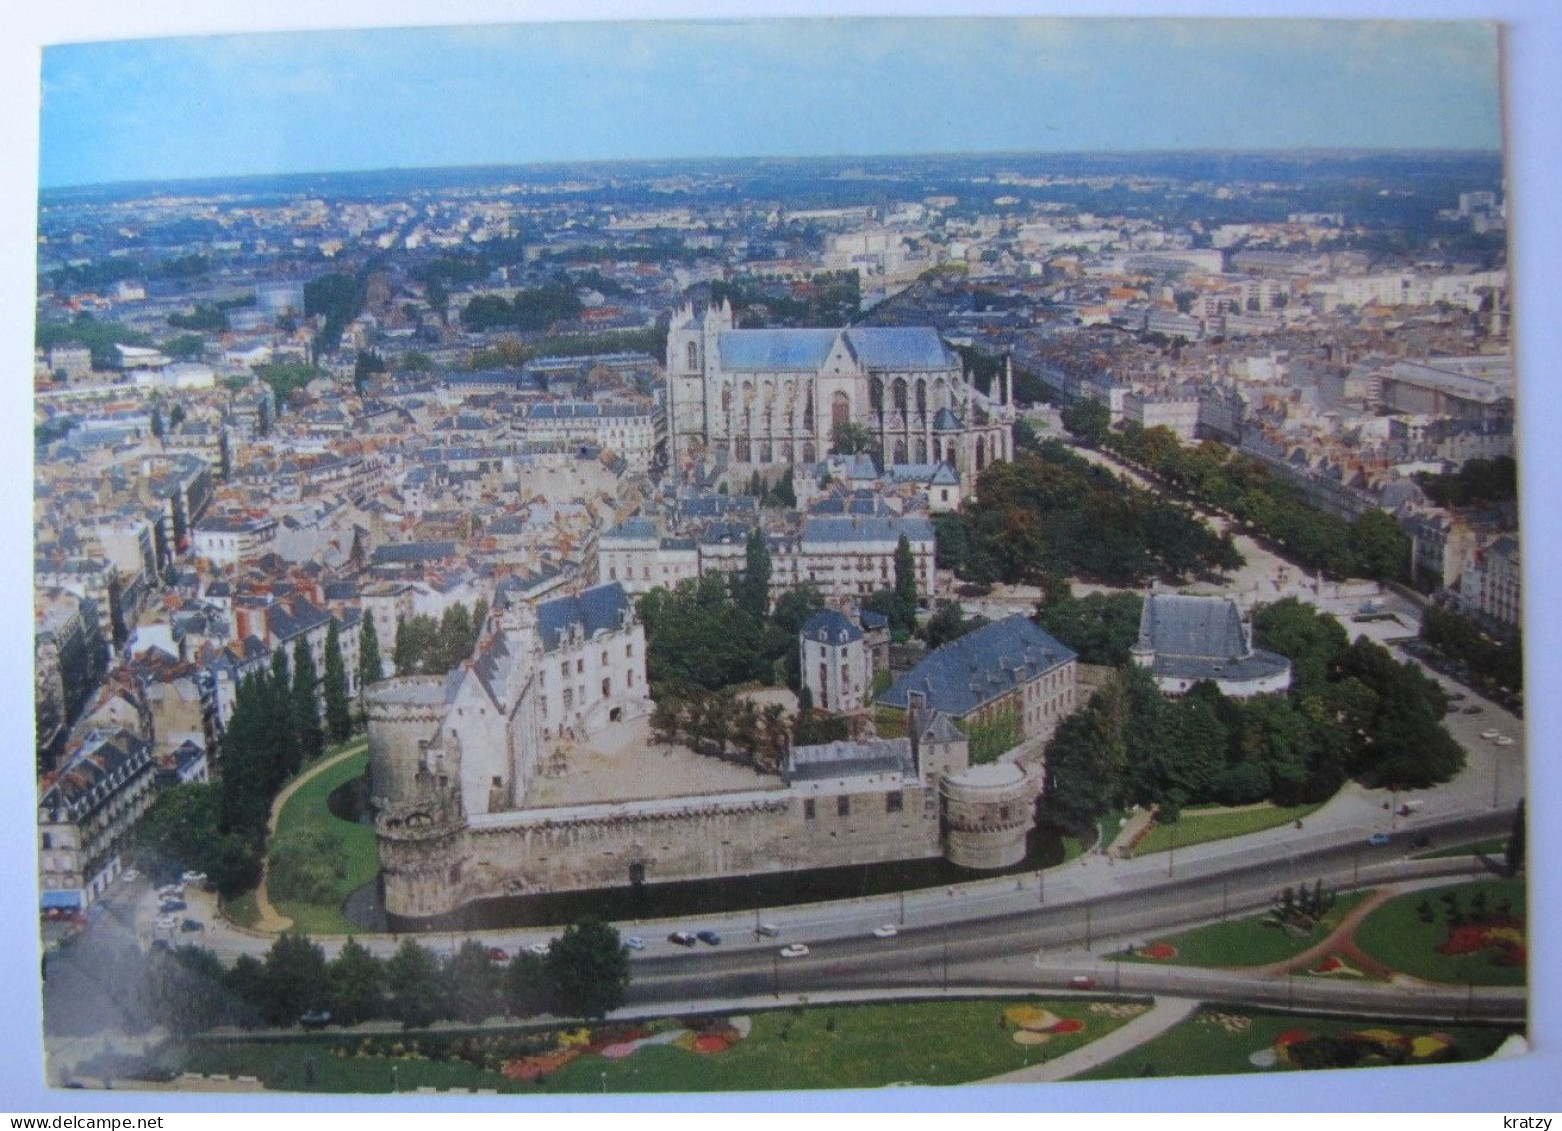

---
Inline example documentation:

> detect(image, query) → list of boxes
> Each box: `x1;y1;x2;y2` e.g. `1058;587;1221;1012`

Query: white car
181;871;208;885
526;941;551;957
121;868;140;883
779;943;810;959
624;936;646;951
1481;729;1501;740
872;924;899;939
155;914;177;931
1495;735;1515;747
157;884;183;899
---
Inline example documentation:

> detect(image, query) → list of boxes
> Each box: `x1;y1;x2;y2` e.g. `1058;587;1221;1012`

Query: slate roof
785;737;915;783
879;615;1075;717
931;407;963;431
802;515;935;545
1135;593;1291;687
801;608;864;646
536;582;634;653
844;326;957;371
372;541;457;565
717;329;839;371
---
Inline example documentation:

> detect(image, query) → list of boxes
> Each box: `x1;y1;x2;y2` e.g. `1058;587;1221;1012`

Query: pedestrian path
981;996;1201;1084
251;740;367;933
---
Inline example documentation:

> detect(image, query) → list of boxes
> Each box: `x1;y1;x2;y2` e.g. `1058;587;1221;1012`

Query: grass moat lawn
1116;890;1374;969
1076;1005;1520;1080
174;997;1148;1094
1132;802;1323;857
1353;879;1525;987
266;742;376;936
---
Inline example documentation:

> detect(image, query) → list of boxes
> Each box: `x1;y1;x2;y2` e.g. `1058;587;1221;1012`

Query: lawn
267;743;377;935
223;890;261;931
1353;879;1526;987
1075;1005;1519;1080
176;998;1143;1095
1415;837;1508;861
1133;802;1324;856
1116;890;1374;969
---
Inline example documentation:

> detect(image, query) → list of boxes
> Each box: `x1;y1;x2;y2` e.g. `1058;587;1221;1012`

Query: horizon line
38;145;1505;196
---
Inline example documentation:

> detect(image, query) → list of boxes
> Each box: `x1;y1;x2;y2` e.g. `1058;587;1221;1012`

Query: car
298;1009;332;1031
121;868;140;883
159;898;187;913
149;938;170;953
486;947;509;963
624;936;645;951
696;930;722;946
156;885;183;899
180;871;208;885
1069;975;1098;990
872;924;899;939
779;944;810;959
155;914;177;930
1367;832;1392;847
667;931;698;947
1481;729;1501;739
754;923;780;938
180;919;204;933
526;941;550;957
1495;735;1515;747
1464;706;1485;715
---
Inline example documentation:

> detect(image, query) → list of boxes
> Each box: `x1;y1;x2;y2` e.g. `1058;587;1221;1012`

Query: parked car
872;924;899;939
667;931;698;947
155;914;177;931
121;868;140;883
696;930;722;946
181;871;208;885
755;923;780;938
526;941;550;957
1481;729;1501;740
149;938;170;953
1464;706;1485;715
779;944;809;959
159;899;187;913
1367;832;1392;847
180;919;204;933
1495;735;1515;747
156;885;183;900
486;947;509;963
298;1010;332;1031
1069;975;1098;990
624;936;646;951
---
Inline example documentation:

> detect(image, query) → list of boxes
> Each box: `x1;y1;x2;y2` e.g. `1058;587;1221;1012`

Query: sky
38;17;1501;188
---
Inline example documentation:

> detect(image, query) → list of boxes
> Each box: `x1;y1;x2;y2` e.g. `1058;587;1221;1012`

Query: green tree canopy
546;919;630;1021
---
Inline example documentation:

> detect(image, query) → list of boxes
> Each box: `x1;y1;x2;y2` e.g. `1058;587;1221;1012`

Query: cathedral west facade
665;300;1016;481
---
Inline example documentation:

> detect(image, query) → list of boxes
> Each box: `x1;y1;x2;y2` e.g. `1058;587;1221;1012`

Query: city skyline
40;18;1501;189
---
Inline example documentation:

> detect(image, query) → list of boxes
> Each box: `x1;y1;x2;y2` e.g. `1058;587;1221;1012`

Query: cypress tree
322;619;353;744
291;638;324;769
893;533;919;632
358;612;383;699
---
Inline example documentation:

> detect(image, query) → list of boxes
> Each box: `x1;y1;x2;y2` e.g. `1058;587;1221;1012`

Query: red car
1069;975;1098;990
486;947;509;963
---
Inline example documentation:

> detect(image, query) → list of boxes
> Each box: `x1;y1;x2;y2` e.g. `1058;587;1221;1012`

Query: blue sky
39;17;1500;188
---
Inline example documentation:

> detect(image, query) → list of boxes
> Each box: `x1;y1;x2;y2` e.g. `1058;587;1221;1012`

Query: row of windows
801;791;904;819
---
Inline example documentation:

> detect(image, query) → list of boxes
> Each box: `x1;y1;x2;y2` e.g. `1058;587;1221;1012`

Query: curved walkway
983;997;1201;1084
1247;888;1399;981
248;739;368;934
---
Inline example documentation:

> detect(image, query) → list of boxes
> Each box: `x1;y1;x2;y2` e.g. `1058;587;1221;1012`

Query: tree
150;403;165;440
830;421;876;456
326;937;384;1025
1506;798;1525;878
894;534;919;627
737;529;772;621
503;952;551;1018
385;939;443;1029
291;637;325;767
322;619;353;744
259;933;328;1027
444;940;502;1023
546;919;630;1020
1061;398;1110;445
358;613;384;700
1348;509;1410;583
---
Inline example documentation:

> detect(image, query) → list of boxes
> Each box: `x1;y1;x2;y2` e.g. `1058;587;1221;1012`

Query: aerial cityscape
27;15;1528;1105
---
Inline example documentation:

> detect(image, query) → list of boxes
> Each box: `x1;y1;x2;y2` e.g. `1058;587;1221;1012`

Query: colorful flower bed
1248;1024;1458;1070
1003;1005;1088;1045
1438;920;1525;968
1137;942;1178;960
1308;955;1365;977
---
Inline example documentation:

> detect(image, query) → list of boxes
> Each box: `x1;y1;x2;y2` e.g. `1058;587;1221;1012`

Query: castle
664;301;1017;481
367;584;1042;922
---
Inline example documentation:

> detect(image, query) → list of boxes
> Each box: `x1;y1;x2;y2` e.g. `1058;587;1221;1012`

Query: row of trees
391;601;488;677
1034;583;1145;666
1084;419;1411;584
934;443;1244;588
460;280;584;333
138;623;361;896
1418;603;1524;694
649;687;793;773
1415;456;1517;509
1041;599;1464;837
133;920;631;1037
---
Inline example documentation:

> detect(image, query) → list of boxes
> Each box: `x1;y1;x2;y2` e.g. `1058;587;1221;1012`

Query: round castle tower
366;675;467;921
940;762;1041;870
